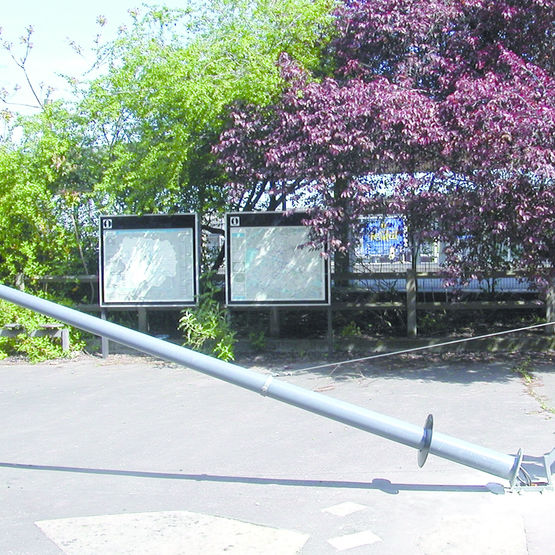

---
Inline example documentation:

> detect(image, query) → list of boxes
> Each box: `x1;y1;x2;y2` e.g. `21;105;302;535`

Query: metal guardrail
1;283;553;489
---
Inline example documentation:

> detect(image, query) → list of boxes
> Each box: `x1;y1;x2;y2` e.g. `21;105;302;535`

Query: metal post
138;308;148;333
0;283;525;483
100;308;110;358
269;307;280;338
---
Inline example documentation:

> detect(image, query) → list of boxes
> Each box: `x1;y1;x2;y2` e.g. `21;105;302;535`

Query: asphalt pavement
1;350;554;554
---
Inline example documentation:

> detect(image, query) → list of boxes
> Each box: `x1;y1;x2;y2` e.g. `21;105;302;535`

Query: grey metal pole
0;284;522;483
100;308;110;358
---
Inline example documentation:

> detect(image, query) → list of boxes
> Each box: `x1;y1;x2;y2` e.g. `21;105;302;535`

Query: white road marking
327;529;382;551
36;510;309;555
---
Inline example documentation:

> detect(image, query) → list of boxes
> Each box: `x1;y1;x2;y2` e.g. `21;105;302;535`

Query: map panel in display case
226;212;330;306
99;214;198;307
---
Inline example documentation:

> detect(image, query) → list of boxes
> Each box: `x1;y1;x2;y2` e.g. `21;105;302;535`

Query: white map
229;225;327;303
102;228;195;304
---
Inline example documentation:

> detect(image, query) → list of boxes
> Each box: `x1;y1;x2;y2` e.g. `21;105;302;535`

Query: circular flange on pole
509;448;525;488
418;414;434;468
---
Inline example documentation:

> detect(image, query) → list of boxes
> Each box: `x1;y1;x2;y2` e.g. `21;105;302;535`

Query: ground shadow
0;461;505;495
258;352;554;386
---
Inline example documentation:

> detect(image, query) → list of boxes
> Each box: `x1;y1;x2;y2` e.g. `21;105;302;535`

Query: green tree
1;1;337;286
0;99;94;283
0;149;71;281
76;1;336;216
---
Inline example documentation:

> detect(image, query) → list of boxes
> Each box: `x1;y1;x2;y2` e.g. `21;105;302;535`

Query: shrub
0;297;84;362
178;280;235;362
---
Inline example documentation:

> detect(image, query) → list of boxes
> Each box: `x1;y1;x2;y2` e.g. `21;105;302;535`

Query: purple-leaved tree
215;0;554;286
215;53;444;275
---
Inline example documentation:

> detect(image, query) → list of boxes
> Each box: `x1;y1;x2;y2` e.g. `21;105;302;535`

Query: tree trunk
333;177;351;289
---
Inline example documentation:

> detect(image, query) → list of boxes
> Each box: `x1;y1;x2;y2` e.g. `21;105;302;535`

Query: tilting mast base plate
509;449;554;492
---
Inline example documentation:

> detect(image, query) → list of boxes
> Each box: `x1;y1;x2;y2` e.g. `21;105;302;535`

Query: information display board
99;214;198;307
357;215;407;263
226;212;330;306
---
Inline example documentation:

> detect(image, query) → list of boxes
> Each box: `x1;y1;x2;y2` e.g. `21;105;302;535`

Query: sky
1;1;187;115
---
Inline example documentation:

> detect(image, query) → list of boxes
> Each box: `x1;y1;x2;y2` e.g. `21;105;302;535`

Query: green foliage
0;145;77;281
512;357;555;415
418;311;449;336
513;357;534;384
0;99;100;280
0;298;85;362
1;1;337;284
339;320;362;338
78;1;336;216
178;280;235;361
248;329;267;352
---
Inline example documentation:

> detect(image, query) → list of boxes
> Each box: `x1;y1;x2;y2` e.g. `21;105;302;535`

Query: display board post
100;308;110;358
269;308;280;337
138;308;148;333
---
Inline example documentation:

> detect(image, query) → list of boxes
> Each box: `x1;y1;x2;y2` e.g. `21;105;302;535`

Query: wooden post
327;306;334;355
406;269;417;338
547;277;555;335
60;328;70;352
15;273;25;291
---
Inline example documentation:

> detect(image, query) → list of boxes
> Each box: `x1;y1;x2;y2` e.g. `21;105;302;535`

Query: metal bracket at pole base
509;448;555;492
418;414;433;468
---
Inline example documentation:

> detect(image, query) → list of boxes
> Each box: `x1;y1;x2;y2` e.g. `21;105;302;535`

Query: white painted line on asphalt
36;510;309;554
327;529;382;551
322;502;367;517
